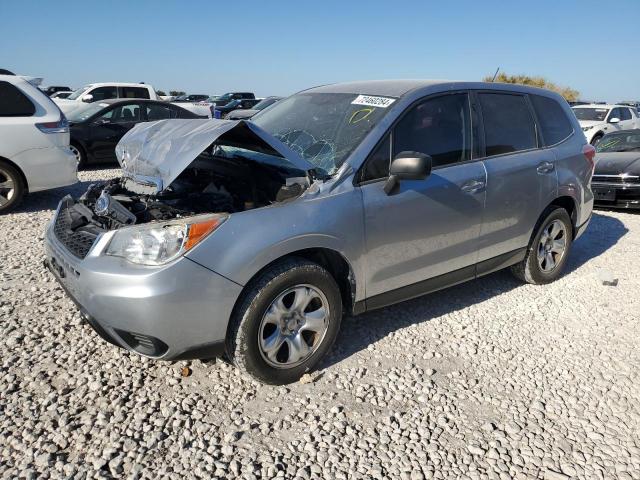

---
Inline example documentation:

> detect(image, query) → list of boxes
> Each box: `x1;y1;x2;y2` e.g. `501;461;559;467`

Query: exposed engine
73;151;308;231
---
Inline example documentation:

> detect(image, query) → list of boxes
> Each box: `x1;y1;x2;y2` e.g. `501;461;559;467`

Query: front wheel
591;134;603;147
227;258;342;384
511;207;573;284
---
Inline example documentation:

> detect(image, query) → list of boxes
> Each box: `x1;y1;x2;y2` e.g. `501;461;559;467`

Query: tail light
36;115;69;134
582;144;596;174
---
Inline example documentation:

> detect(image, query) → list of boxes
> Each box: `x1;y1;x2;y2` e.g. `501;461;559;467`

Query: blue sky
1;0;638;101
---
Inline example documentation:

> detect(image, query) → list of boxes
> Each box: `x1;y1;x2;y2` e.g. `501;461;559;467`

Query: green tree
156;90;166;96
483;72;580;102
169;90;186;97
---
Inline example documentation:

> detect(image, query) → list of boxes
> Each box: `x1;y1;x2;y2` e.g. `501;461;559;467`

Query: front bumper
44;223;243;360
591;182;640;209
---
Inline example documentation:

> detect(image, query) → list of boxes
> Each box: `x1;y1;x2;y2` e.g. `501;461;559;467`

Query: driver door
359;92;486;303
90;103;143;162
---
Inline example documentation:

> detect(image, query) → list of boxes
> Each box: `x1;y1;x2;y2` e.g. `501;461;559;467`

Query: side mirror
82;94;94;103
384;151;432;195
609;117;620;124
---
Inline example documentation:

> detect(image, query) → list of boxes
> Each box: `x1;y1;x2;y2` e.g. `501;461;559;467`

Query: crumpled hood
115;118;316;190
595;152;640;175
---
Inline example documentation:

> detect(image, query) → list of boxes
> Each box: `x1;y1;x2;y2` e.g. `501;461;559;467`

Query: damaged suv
45;80;594;384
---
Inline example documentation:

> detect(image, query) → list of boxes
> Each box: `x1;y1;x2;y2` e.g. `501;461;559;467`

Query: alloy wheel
69;145;82;164
0;168;15;207
258;284;329;368
537;219;567;272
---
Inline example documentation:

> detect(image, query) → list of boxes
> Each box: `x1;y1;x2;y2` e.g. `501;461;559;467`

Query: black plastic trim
353;248;526;314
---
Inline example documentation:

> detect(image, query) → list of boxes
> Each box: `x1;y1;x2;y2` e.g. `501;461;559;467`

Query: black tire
69;142;87;169
227;257;343;384
0;161;26;214
591;134;603;146
511;207;573;285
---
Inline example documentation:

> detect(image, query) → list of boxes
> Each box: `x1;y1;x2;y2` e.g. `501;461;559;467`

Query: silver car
44;80;594;384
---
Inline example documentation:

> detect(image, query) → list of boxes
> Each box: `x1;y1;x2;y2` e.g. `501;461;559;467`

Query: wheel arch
226;247;357;340
0;155;29;193
545;195;578;238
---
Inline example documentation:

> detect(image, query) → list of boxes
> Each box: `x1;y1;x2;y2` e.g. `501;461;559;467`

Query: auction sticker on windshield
352;95;396;108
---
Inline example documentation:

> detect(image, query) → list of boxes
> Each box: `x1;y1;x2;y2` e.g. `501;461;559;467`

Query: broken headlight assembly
105;214;227;266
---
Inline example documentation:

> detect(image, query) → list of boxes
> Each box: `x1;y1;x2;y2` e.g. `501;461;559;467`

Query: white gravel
1;167;640;479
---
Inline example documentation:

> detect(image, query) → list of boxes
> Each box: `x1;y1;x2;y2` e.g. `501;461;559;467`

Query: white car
0;74;77;213
50;91;74;99
53;83;158;116
572;104;640;145
170;99;215;118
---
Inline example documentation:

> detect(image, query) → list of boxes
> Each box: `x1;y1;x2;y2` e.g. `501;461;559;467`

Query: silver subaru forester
45;80;594;384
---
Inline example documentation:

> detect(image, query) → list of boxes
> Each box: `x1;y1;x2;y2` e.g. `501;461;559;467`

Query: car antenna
490;67;500;82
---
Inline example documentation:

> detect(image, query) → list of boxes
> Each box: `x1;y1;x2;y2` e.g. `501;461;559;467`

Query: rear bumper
44;223;243;360
14;146;77;192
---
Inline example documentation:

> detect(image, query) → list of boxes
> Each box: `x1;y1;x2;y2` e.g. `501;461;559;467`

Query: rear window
479;93;537;156
0;81;36;117
530;95;574;146
120;87;150;99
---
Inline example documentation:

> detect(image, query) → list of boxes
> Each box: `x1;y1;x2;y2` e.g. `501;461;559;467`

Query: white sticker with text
351;95;396;108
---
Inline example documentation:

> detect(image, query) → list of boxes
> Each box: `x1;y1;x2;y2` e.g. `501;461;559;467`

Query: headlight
105;214;227;266
582;126;595;131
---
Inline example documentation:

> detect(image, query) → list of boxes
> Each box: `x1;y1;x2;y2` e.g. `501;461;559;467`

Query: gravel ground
1;167;640;480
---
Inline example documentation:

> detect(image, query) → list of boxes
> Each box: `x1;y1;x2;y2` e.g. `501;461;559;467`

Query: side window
620;108;632;121
479;93;537;156
146;103;175;121
120;87;150;99
608;108;621;121
393;93;471;168
111;104;142;123
361;135;391;182
0;81;36;117
530;95;574;146
89;86;117;101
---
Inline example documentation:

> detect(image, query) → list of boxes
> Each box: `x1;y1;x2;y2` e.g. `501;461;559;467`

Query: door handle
537;161;555;174
461;180;486;194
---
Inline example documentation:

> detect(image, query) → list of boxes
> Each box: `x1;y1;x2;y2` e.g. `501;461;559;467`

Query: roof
303;79;567;99
305;80;450;97
83;82;154;88
572;104;632;109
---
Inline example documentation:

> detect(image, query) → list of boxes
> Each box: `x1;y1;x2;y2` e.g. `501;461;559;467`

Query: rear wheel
511;207;573;284
0;161;25;214
227;258;342;384
69;143;86;169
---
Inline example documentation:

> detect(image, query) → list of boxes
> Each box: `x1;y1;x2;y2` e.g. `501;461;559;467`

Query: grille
53;203;99;259
592;175;640;184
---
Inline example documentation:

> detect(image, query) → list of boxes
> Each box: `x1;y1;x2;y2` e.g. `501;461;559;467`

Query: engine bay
69;146;309;232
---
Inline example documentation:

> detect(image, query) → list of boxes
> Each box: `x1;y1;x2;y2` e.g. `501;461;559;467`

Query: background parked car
67;99;201;167
209;92;255;107
226;96;282;120
216;98;261;117
591;130;640;209
53;83;159;116
42;85;72;96
0;73;77;213
50;91;73;99
572;104;640;145
172;94;210;102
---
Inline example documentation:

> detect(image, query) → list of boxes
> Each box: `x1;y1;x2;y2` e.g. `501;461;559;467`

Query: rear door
618;107;635;130
360;91;487;300
119;86;151;100
475;91;557;263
